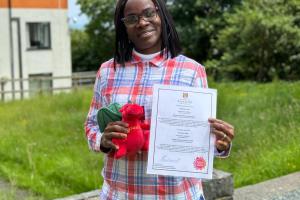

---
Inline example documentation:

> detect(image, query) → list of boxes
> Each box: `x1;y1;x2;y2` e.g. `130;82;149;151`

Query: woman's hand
209;118;234;152
100;121;129;152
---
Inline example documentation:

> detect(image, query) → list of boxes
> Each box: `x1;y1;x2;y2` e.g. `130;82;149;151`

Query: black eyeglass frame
121;7;159;27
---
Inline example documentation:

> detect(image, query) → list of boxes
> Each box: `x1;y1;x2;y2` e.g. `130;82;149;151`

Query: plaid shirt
85;50;210;200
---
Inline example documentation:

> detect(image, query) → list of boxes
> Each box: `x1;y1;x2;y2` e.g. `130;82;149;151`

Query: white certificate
147;84;217;179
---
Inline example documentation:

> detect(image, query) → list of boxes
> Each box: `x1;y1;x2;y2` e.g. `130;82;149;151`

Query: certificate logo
183;92;188;99
193;156;206;171
177;92;191;104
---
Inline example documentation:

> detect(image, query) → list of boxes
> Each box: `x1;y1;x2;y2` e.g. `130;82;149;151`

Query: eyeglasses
121;7;158;28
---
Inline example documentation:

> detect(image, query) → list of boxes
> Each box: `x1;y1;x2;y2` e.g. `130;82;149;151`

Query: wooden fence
0;72;97;101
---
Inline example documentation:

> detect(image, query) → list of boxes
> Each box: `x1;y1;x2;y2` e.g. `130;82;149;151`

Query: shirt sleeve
84;68;103;152
194;64;232;158
193;64;208;89
214;143;232;158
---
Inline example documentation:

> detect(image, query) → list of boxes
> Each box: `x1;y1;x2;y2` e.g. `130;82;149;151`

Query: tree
169;0;241;62
206;0;300;81
76;0;116;71
71;30;100;72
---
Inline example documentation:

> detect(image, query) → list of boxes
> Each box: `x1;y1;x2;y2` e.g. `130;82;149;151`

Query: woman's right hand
100;121;129;152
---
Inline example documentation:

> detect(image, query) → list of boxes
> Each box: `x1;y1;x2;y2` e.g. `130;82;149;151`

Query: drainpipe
13;18;23;99
8;0;15;99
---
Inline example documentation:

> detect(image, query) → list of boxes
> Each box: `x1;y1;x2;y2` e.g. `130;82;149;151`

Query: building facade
0;0;71;100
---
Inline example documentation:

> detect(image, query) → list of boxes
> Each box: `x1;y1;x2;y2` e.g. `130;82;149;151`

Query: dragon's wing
97;103;122;132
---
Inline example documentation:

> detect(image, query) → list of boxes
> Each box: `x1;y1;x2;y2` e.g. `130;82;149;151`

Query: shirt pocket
171;75;194;87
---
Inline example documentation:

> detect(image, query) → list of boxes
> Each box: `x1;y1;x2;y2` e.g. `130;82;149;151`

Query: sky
68;0;89;29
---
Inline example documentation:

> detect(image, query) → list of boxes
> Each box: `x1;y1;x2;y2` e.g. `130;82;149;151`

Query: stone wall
203;169;234;200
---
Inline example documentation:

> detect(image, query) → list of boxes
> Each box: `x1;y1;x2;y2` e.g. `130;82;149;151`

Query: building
0;0;71;100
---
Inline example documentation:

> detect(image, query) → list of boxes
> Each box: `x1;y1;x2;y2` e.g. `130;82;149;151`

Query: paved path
2;171;299;200
0;178;42;200
55;171;300;200
54;190;100;200
234;171;300;200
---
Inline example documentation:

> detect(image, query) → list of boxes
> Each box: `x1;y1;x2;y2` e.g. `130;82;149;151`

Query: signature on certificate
160;155;181;163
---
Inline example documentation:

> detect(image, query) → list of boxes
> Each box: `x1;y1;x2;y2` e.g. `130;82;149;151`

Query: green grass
0;89;103;199
213;81;300;187
0;82;299;199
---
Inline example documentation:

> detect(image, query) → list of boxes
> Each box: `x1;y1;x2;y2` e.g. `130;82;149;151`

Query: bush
206;0;300;82
71;30;103;72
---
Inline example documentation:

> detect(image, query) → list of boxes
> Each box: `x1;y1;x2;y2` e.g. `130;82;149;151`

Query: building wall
0;9;11;81
0;0;71;100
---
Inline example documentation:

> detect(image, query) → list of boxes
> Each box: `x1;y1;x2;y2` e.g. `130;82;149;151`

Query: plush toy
140;122;150;151
97;102;122;133
97;102;150;158
111;103;150;159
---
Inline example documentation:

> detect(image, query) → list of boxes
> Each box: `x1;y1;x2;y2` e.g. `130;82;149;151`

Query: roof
0;0;68;9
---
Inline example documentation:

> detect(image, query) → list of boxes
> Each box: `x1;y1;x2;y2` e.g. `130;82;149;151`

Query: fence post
74;76;79;90
38;78;43;95
0;77;8;102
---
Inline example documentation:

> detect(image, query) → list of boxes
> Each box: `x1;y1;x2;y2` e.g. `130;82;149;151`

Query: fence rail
0;72;97;101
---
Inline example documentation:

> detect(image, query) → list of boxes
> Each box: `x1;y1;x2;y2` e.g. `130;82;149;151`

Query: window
29;73;53;97
27;22;51;49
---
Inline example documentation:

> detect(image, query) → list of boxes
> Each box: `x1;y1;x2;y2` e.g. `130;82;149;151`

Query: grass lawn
0;89;103;199
213;81;300;187
0;82;299;199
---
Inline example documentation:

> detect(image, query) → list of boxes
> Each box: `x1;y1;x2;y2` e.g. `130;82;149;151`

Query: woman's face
123;0;162;54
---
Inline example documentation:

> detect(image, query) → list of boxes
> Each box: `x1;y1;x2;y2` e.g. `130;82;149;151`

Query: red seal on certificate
193;156;206;170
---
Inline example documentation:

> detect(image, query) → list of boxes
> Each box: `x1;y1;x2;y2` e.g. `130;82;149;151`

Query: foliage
76;0;116;71
71;30;100;72
169;0;241;62
206;0;300;82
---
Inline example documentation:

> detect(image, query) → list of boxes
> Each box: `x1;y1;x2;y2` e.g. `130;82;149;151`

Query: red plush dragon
112;103;150;159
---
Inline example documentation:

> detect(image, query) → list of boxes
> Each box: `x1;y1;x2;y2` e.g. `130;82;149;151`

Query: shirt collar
131;49;170;67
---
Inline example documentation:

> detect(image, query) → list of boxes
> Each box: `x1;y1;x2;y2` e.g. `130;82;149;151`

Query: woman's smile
138;29;155;38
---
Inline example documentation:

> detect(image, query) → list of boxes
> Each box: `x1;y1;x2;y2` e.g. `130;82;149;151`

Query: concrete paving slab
54;190;100;200
234;171;300;200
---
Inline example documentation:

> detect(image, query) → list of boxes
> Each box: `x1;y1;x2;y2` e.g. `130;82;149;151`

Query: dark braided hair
114;0;182;67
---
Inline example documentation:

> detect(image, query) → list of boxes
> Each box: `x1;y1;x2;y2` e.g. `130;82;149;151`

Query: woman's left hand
209;118;235;152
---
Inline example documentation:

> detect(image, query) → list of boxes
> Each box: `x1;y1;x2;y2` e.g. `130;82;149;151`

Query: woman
85;0;234;199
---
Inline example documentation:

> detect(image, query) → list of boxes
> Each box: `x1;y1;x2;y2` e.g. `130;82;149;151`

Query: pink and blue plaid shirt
85;50;211;200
